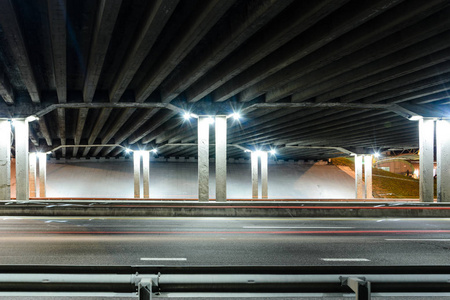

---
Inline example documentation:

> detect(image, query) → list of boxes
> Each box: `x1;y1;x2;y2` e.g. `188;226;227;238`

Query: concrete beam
364;155;373;199
38;117;53;146
38;152;47;197
212;0;402;103
14;120;29;200
251;151;258;199
159;0;293;103
198;116;210;202
419;119;434;202
355;155;364;199
0;70;14;104
436;120;450;202
0;0;40;102
215;116;227;202
185;0;347;103
0;120;11;200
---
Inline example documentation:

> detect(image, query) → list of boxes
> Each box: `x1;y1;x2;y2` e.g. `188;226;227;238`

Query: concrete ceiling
0;0;449;161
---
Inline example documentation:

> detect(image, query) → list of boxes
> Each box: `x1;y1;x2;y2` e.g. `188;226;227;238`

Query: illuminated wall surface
15;161;355;199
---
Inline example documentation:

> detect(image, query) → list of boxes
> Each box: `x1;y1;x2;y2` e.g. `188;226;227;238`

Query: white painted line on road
321;258;370;262
243;226;354;229
385;239;450;241
140;258;187;261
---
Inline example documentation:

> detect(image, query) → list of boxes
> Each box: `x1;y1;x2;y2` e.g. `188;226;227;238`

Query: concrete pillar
436;119;450;202
14;119;29;200
419;118;434;202
0;120;11;200
198;116;210;202
251;151;258;199
142;151;150;198
364;155;373;199
133;151;141;198
261;151;268;199
29;153;37;198
215;115;227;202
355;155;364;199
38;152;47;197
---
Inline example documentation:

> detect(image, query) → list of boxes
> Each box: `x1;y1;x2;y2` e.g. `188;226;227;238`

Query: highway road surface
0;216;449;266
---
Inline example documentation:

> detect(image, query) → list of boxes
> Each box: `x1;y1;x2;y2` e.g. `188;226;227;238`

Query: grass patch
331;157;421;198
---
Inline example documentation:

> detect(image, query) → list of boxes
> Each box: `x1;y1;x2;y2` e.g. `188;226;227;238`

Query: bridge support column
142;151;150;198
261;151;268;199
198;116;210;202
0;120;11;200
29;153;37;198
14;119;29;201
251;151;258;199
355;155;364;199
419;118;434;202
38;152;47;197
364;155;373;199
133;151;141;198
436;119;450;202
215;116;227;202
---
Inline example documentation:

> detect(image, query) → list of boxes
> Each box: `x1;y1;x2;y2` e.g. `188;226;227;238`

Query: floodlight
26;115;39;122
269;149;276;155
183;112;191;120
374;152;380;158
409;115;423;121
151;149;158;153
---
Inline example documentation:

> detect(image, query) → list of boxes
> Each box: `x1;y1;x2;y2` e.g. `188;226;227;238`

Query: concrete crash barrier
1;200;450;218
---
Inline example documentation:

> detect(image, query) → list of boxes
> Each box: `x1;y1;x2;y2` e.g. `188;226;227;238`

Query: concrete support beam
215;116;227;202
0;120;11;200
261;151;268;199
38;153;47;198
251;152;258;199
436;120;450;202
142;151;150;198
133;152;141;198
14;120;29;200
364;155;373;199
355;155;364;199
198;116;210;202
419;119;435;202
29;153;37;198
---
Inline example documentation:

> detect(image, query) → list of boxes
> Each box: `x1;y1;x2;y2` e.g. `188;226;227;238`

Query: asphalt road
0;216;449;266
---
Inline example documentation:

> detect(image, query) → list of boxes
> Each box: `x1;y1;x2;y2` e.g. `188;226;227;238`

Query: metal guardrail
0;266;449;299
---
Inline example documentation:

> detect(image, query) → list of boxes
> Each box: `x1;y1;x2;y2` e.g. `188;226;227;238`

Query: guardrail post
341;276;371;300
138;278;152;300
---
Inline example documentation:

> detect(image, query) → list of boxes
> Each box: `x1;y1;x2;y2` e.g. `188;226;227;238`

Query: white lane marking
140;258;187;261
321;258;370;262
385;239;450;241
243;226;354;229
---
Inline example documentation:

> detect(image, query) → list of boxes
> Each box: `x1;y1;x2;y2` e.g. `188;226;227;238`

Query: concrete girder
185;0;347;103
159;0;293;103
136;0;235;103
84;0;179;157
412;90;450;105
0;70;14;104
101;0;236;156
363;74;450;105
38;116;52;146
56;108;66;157
211;0;402;103
292;35;450;105
0;0;41;103
73;0;121;156
251;0;449;104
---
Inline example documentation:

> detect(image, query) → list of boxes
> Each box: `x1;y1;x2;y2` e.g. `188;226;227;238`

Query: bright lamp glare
151;149;158;153
208;116;215;124
255;150;262;156
409;115;423;121
183;112;191;120
374;152;380;158
26;116;39;122
232;112;241;120
269;149;276;155
125;148;131;153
